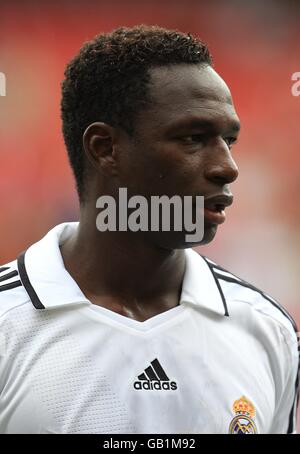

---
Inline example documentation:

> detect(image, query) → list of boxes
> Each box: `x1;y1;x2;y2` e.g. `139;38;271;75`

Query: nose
204;143;239;186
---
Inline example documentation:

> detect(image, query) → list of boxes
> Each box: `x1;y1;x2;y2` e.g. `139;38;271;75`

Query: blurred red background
0;0;299;432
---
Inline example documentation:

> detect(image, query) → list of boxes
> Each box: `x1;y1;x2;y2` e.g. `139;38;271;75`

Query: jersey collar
17;222;228;316
182;248;229;316
17;223;90;310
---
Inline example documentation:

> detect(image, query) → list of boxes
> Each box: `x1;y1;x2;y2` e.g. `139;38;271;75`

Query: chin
148;225;218;251
195;224;218;246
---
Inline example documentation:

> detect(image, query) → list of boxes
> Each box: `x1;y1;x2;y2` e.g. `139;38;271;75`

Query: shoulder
202;255;299;343
0;260;31;319
202;255;299;427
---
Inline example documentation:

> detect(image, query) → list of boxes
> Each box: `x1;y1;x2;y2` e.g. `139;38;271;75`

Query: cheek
121;144;206;196
154;154;206;195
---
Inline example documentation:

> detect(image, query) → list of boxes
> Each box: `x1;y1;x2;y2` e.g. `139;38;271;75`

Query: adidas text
134;380;177;391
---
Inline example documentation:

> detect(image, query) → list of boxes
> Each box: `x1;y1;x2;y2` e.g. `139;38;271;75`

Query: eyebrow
166;117;241;134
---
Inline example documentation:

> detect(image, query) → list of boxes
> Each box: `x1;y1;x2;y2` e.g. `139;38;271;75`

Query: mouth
204;205;226;224
203;194;233;225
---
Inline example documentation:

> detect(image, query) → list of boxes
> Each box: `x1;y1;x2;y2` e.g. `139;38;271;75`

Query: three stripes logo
134;358;177;391
0;267;22;293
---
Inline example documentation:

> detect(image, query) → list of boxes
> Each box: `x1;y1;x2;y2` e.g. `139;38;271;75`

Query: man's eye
181;134;206;144
180;135;238;148
224;137;238;148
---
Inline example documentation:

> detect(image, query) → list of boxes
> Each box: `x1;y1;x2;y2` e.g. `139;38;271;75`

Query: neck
60;208;186;316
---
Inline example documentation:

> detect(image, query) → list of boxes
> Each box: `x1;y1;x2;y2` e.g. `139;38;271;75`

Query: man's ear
82;122;119;177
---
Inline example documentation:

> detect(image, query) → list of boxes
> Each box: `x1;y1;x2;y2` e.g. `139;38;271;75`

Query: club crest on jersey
229;396;257;434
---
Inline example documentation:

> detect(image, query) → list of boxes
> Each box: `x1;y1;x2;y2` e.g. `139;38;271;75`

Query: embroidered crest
229;396;257;434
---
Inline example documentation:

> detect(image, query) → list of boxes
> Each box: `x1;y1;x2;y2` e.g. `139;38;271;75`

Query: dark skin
61;64;240;322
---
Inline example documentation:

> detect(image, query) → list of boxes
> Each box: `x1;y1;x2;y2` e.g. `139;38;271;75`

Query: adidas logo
134;358;177;391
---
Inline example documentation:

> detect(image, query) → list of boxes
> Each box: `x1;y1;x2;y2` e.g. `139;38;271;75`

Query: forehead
140;64;239;132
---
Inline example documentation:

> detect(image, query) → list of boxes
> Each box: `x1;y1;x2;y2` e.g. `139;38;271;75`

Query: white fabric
0;223;298;434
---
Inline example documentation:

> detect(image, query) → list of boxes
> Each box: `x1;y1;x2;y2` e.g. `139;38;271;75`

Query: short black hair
61;25;212;203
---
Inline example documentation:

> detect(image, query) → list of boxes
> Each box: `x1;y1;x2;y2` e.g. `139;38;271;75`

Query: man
0;25;298;434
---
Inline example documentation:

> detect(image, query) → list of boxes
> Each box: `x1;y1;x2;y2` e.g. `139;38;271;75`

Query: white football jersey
0;222;298;434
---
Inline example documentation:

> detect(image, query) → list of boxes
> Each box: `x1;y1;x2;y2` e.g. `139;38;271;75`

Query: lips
203;194;233;225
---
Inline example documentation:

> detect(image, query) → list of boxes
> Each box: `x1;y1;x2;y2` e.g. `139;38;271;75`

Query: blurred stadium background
0;0;299;432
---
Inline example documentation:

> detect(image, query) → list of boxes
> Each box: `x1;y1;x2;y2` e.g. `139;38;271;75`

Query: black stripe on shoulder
287;330;300;434
0;270;18;283
287;360;300;433
201;257;229;316
17;251;45;309
0;280;22;292
0;266;10;273
213;271;298;333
